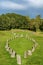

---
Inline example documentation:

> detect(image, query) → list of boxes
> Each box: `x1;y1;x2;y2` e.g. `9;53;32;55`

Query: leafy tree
0;13;43;32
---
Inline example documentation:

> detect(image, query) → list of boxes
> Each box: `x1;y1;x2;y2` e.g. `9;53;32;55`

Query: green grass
0;29;43;65
9;37;33;54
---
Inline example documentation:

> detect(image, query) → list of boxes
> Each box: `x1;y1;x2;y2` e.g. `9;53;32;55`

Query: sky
0;0;43;18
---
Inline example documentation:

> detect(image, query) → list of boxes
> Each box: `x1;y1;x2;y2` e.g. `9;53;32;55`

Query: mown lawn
0;29;43;65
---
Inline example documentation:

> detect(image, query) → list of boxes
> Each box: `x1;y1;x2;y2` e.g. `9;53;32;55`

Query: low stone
32;39;36;43
9;48;12;54
32;46;35;52
34;43;38;48
5;42;9;49
11;50;16;58
6;47;10;52
16;54;21;65
27;50;32;56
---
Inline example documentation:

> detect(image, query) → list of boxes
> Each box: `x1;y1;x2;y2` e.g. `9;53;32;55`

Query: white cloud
0;1;26;10
0;0;43;10
24;0;43;8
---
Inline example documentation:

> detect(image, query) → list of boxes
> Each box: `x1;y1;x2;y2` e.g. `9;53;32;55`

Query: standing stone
34;43;38;48
6;47;10;52
9;48;12;54
32;39;36;43
24;51;27;58
5;42;9;49
11;50;16;58
32;46;35;52
27;50;32;56
16;54;21;65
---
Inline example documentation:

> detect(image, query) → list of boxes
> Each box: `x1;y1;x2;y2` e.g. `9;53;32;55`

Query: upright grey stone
6;47;10;52
32;46;35;52
27;50;32;56
16;54;21;65
9;48;12;54
11;50;16;58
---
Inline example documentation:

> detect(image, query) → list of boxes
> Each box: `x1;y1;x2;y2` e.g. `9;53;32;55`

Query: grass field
0;29;43;65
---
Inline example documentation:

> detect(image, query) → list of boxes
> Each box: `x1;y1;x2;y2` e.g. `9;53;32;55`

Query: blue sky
0;0;43;18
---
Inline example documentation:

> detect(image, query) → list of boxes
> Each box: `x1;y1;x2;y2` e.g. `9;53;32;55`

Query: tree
35;15;41;31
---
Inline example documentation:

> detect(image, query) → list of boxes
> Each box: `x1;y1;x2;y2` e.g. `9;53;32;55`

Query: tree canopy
0;13;43;32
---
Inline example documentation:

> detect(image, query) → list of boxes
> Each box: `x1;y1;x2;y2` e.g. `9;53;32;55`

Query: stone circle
5;32;38;65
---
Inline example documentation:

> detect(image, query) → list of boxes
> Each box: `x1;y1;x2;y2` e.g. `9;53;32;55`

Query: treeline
0;13;43;32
